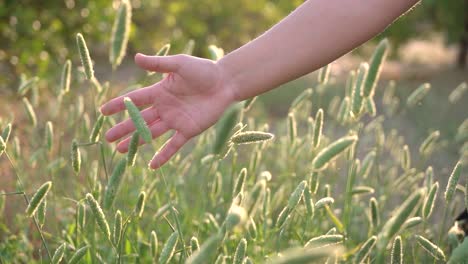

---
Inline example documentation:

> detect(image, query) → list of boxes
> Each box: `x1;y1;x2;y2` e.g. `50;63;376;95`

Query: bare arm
219;0;419;101
101;0;420;169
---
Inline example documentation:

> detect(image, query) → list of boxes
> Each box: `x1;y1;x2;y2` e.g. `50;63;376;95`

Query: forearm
217;0;419;101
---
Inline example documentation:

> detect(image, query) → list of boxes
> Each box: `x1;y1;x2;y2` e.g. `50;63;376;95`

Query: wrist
216;57;242;104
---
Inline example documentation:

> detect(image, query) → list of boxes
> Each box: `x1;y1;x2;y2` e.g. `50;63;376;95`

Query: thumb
134;53;182;73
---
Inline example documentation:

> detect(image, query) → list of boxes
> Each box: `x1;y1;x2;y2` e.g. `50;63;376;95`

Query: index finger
100;85;158;116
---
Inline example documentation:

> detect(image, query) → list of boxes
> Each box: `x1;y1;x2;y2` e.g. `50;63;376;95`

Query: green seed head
390;236;403;264
110;0;132;68
68;245;89;264
124;97;152;143
51;243;67;264
233;238;247;264
85;193;110;240
445;161;461;203
288;180;307;210
135;191;146;218
104;158;127;209
415;235;445;261
230;131;274;145
25;181;52;217
76;33;94;80
312;135;358;171
158;231;179;264
113;210;122;246
407;83;431;107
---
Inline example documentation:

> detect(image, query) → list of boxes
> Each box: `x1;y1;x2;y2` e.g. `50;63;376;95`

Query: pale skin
100;0;420;169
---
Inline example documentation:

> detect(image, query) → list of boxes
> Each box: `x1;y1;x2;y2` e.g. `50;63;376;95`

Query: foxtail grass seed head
186;233;222;264
22;97;37;127
305;234;343;248
233;168;247;197
60;60;71;94
213;103;243;155
318;63;331;85
104;158;127;209
351;186;375;195
230;131;274;145
448;81;467;104
127;132;139;166
135;191;146;218
390;236;403;264
288;181;307;210
370;197;380;229
158;231;179;264
337;97;351;124
71;140;81;174
351;63;369;117
123;97;152;143
363;38;389;98
276;206;291;229
190;236;199;253
76;33;94;80
354;236;377;264
290;88;313;110
381;190;423;241
51;243;66;264
425;166;434;190
315;197;335;209
85;193;111;240
113;210;122;245
422;182;438;219
110;0;131;68
312;135;358;171
45;121;53;152
1;123;12;143
287;112;297;145
403;217;423;230
77;202;86;230
445;161;461;203
401;145;411;171
68;245;89;264
359;150;376;179
151;231;158;258
313;109;323;148
415;235;445;261
345;70;356;98
419;130;440;156
233;238;247;264
37;199;46;227
156;43;171;57
25;181;52;217
407;83;431;107
90;114;105;143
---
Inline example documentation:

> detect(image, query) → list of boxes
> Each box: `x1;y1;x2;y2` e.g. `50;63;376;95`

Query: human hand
100;53;236;169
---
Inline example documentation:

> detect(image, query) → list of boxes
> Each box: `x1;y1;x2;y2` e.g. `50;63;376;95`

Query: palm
100;54;233;169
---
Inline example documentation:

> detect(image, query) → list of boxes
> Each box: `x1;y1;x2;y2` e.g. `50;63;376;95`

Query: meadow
0;1;467;263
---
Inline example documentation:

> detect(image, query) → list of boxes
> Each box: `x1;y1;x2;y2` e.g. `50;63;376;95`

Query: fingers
135;53;182;73
149;132;188;169
105;107;159;142
116;120;170;153
100;85;157;116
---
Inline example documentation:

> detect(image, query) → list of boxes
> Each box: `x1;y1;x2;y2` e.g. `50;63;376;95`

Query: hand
100;53;236;169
